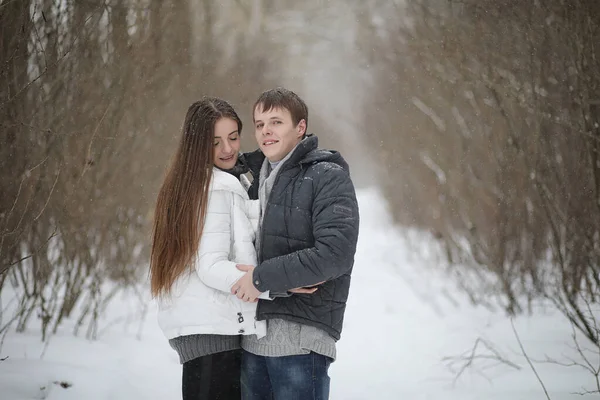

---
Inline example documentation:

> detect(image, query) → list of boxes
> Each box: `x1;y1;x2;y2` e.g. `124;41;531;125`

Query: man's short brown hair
253;87;308;131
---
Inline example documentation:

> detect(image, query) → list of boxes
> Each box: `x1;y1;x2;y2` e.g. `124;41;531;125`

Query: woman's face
213;117;240;170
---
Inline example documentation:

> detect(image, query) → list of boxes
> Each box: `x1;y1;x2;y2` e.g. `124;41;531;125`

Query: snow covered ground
0;188;596;399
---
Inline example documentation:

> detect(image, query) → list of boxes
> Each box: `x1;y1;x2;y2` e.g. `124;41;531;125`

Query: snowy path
0;189;593;399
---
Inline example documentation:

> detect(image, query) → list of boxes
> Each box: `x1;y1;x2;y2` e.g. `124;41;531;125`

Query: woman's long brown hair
150;97;243;298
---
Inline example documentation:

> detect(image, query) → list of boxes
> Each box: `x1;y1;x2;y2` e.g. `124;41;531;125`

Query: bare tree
0;0;286;341
359;0;600;348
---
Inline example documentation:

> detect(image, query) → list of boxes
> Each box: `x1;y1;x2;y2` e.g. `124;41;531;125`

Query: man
231;87;360;399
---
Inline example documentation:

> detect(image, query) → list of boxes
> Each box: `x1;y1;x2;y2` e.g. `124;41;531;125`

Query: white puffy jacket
157;168;267;339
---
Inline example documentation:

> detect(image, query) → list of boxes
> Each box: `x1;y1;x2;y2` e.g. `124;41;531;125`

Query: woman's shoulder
211;168;248;198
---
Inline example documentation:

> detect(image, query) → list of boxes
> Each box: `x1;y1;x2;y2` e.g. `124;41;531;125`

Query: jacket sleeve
195;190;245;293
252;166;360;293
196;190;271;299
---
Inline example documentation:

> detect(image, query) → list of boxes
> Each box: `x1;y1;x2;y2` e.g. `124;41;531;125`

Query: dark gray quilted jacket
244;135;360;340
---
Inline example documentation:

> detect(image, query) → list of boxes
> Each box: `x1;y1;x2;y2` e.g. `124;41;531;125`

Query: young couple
150;88;360;400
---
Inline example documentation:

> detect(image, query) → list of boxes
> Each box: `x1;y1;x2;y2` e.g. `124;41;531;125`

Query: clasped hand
231;264;321;302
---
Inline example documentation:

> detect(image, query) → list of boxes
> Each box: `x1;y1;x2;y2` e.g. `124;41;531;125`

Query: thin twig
34;169;61;221
443;336;521;385
511;318;552;400
1;228;58;274
80;104;111;179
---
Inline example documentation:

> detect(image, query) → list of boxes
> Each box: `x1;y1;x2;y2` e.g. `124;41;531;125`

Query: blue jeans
241;350;332;400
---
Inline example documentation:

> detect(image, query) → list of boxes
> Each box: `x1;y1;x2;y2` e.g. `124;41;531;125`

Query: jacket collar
211;168;248;198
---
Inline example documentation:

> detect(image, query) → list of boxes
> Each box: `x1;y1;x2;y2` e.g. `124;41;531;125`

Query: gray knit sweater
169;334;240;364
241;143;336;361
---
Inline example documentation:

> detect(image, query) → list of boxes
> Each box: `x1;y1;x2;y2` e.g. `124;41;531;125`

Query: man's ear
296;119;307;137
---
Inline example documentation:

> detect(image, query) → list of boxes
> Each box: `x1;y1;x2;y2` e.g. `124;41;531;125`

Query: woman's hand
288;287;318;294
288;281;325;294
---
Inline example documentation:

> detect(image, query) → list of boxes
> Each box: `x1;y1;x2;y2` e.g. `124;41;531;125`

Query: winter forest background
2;0;600;398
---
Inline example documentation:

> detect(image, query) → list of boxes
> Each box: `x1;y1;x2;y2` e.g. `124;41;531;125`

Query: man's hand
231;264;262;302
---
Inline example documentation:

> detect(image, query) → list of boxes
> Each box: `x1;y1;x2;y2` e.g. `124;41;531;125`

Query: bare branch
443;337;521;385
511;318;552;400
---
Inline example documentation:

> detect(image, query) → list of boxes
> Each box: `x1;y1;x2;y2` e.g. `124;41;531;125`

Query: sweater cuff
269;291;292;298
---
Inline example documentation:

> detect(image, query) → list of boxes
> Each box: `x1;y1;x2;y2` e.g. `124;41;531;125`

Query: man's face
254;105;306;162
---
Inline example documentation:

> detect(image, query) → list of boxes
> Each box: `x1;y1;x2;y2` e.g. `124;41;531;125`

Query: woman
149;97;267;400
